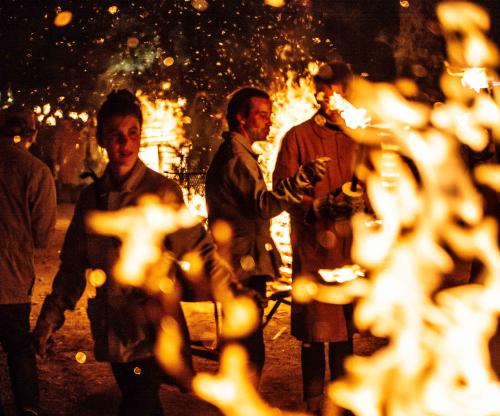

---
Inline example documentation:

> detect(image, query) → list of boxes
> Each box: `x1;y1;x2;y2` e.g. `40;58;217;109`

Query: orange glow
75;352;87;364
54;11;72;27
137;93;189;175
86;195;198;288
193;344;305;416
329;92;371;129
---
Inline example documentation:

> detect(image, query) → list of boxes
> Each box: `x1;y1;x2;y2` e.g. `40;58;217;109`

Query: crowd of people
0;62;363;416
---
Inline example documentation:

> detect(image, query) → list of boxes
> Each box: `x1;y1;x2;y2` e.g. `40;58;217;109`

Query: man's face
316;83;346;121
239;97;272;142
101;115;141;175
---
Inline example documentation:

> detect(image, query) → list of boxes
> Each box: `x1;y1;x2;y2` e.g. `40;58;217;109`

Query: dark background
0;0;498;111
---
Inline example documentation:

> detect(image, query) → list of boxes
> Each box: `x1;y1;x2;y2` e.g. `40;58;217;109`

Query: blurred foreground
0;204;394;415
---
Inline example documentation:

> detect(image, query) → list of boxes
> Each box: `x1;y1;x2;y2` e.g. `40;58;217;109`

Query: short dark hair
96;89;142;146
226;87;270;131
314;62;353;90
0;105;37;138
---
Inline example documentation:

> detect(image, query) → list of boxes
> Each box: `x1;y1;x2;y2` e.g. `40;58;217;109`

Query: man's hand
312;194;353;220
294;157;331;190
33;322;55;358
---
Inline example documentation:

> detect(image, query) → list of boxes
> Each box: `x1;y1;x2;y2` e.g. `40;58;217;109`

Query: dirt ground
0;203;385;416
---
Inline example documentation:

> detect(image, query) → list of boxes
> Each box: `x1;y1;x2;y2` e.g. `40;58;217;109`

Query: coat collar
99;159;147;193
223;131;258;158
310;111;345;140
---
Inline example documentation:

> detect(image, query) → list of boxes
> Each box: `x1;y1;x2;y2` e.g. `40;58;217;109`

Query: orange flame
137;92;190;174
290;3;500;415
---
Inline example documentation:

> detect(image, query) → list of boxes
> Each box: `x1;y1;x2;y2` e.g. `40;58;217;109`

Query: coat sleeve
227;150;302;220
163;182;235;302
28;163;57;248
273;129;314;218
36;197;89;331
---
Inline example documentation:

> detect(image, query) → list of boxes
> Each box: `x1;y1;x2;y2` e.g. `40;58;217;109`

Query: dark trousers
238;276;267;379
301;340;353;405
110;358;164;416
0;303;39;415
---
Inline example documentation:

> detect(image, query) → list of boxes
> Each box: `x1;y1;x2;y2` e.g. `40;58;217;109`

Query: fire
136;92;207;217
86;3;500;412
137;92;190;175
193;344;309;416
87;194;261;389
329;92;371;129
87;195;198;287
292;3;500;415
462;67;489;93
255;71;318;274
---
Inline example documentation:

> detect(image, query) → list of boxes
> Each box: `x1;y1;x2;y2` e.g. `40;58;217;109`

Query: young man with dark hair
205;87;330;385
273;62;358;415
0;106;57;416
33;90;239;416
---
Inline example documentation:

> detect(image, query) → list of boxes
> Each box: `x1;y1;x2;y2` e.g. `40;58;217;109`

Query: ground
0;203;384;416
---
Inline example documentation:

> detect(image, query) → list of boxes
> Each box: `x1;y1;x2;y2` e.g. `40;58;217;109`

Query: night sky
0;0;498;112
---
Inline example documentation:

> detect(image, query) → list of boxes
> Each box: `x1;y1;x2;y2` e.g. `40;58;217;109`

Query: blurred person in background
50;118;86;202
0;105;57;416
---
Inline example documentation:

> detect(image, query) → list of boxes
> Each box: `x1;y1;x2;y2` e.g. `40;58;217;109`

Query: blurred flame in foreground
87;195;261;388
329;93;371;129
87;195;198;287
85;2;500;415
292;2;500;415
193;344;309;416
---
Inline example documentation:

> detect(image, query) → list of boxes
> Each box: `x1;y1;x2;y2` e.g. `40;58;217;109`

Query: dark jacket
205;131;302;282
0;140;56;304
37;160;232;362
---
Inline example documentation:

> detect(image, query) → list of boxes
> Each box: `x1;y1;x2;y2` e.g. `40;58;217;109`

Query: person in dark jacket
0;105;57;416
205;87;330;385
33;90;238;416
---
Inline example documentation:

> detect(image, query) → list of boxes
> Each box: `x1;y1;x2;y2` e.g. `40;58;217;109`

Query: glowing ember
163;57;175;67
54;10;72;27
75;352;87;364
264;0;286;7
87;269;106;288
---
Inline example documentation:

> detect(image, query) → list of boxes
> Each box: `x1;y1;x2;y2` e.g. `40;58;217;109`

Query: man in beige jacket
0;105;57;416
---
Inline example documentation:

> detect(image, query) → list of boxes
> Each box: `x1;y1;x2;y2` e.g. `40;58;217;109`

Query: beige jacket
205;131;302;282
37;159;232;362
0;140;56;304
